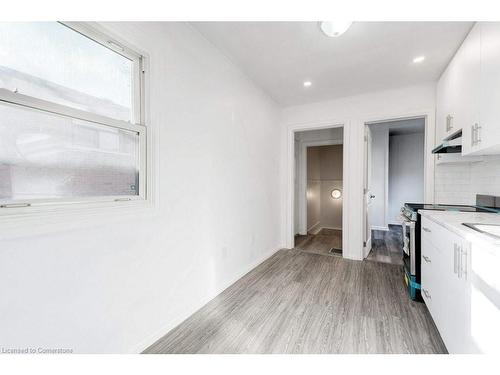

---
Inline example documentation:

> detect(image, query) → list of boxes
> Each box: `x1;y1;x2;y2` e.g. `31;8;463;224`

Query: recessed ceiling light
319;21;353;37
303;81;312;87
413;56;425;63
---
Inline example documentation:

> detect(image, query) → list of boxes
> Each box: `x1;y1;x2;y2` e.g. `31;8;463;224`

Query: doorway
364;117;426;265
293;127;344;257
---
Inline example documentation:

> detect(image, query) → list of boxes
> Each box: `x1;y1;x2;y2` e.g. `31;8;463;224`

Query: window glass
0;103;140;202
0;22;133;121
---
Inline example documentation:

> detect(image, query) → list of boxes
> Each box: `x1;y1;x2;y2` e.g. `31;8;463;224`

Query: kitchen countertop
418;209;500;246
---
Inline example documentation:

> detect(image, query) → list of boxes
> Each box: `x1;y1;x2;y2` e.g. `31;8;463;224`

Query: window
0;22;146;209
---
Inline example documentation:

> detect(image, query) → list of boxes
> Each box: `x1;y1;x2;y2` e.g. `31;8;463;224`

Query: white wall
435;156;500;205
369;126;389;230
281;83;436;259
0;22;282;353
388;133;425;223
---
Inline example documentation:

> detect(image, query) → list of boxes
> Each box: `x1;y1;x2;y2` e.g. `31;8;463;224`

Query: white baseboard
363;237;372;258
307;221;321;234
371;225;389;231
320;226;342;231
309;225;342;235
131;246;282;353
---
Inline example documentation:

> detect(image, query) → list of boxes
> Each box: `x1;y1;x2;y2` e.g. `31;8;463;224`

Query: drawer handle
422;289;431;299
422;227;431;232
423;255;431;263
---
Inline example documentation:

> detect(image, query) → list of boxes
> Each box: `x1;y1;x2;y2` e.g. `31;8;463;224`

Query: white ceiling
192;22;473;106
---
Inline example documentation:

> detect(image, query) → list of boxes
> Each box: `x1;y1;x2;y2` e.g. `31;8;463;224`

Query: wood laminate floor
294;228;342;257
366;225;404;266
144;248;446;354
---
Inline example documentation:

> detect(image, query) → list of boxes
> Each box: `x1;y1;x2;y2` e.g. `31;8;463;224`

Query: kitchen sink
463;223;500;239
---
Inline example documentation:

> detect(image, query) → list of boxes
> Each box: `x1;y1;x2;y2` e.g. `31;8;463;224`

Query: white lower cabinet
421;217;474;353
420;237;442;326
468;241;500;353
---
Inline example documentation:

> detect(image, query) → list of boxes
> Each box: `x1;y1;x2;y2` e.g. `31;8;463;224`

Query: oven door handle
403;220;415;232
401;219;416;275
400;213;417;225
401;221;409;255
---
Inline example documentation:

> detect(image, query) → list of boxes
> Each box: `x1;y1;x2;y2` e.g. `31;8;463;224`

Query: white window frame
0;22;148;214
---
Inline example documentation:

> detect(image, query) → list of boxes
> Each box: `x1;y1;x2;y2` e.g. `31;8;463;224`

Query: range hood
432;129;462;154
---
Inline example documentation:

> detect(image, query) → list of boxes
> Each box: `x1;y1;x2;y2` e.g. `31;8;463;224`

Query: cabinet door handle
422;227;431;232
422;289;431;299
446;114;453;132
471;124;476;146
477;124;482;144
457;244;463;279
423;255;431;263
453;244;458;274
461;247;468;280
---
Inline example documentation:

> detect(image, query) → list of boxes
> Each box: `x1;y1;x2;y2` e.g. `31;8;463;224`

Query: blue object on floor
404;267;421;301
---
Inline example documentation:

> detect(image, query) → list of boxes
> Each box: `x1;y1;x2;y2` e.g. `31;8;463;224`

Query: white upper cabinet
435;65;448;144
436;25;479;145
464;22;500;155
456;24;480;155
474;22;500;155
436;53;459;144
436;22;500;155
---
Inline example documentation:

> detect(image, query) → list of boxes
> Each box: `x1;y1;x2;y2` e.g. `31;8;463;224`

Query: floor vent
328;247;343;257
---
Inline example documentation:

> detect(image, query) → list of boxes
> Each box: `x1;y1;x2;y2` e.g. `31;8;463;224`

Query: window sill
0;198;157;240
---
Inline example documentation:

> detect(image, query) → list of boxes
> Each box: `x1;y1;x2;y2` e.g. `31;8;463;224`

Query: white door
294;139;300;235
363;125;374;257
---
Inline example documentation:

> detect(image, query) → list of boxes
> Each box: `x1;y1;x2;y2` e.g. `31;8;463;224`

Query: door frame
286;121;347;256
363;113;434;258
285;109;435;261
296;138;343;236
363;125;373;258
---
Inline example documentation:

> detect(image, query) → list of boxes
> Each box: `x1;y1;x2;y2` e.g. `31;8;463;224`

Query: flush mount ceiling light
303;80;312;87
319;21;353;37
331;189;342;199
413;55;425;63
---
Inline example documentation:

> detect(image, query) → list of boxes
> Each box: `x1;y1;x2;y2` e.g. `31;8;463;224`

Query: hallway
294;228;342;257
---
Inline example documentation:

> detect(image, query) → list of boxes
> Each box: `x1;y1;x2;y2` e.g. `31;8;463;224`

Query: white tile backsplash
435;156;500;205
